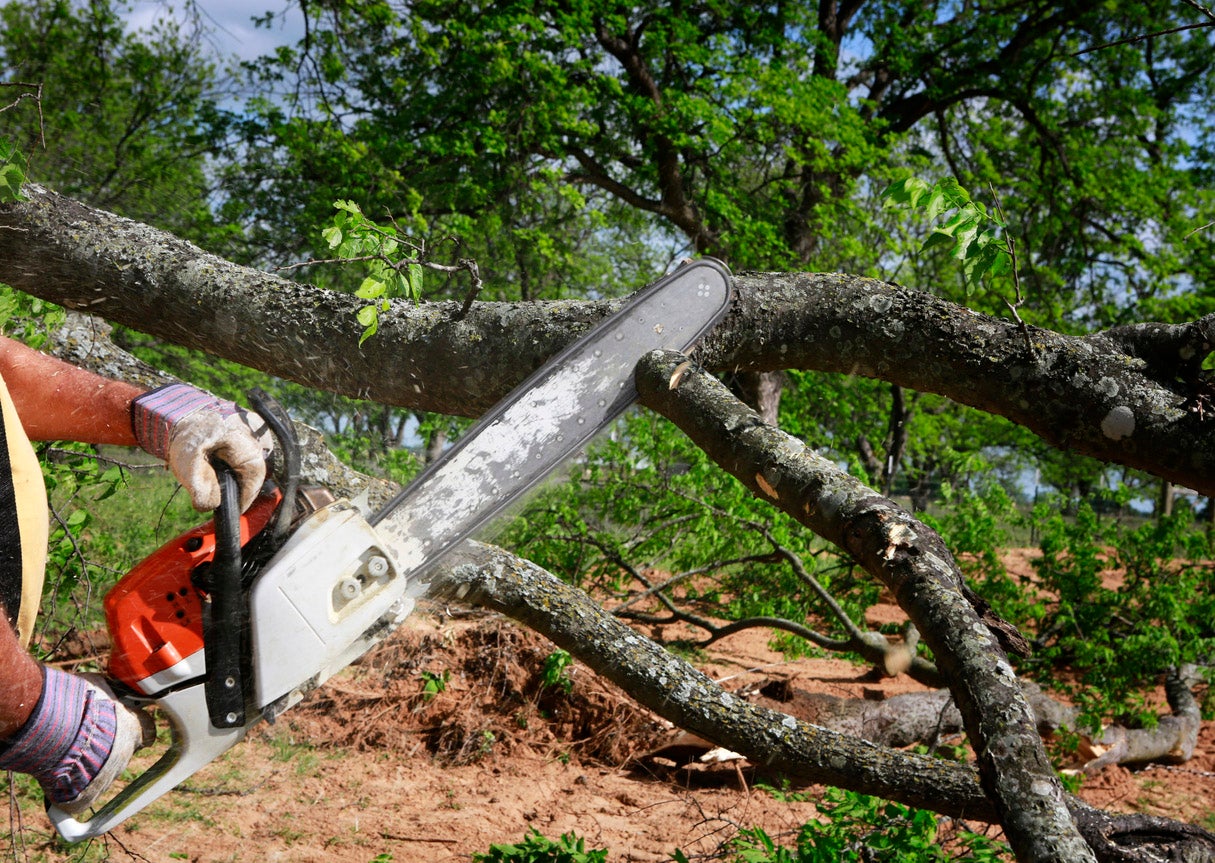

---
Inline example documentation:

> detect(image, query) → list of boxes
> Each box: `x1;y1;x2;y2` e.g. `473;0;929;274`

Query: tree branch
429;543;1215;863
3;187;1215;494
633;349;1092;861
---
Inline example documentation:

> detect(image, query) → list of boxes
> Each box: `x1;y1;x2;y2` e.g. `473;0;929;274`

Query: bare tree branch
634;349;1089;862
430;544;1215;863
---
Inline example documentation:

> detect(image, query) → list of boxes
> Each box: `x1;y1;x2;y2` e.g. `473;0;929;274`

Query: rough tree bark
5;187;1215;860
2;186;1214;495
634;350;1089;862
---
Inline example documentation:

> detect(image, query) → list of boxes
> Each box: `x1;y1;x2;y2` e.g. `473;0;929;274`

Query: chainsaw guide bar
48;259;733;841
371;257;734;594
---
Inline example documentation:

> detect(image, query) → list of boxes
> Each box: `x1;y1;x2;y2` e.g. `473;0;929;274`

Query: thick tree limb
430;545;1215;863
433;544;991;814
3;187;1215;493
32;305;1215;861
701;273;1215;496
633;349;1090;862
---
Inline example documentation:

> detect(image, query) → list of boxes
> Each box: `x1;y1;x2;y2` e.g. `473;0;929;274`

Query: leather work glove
131;384;272;512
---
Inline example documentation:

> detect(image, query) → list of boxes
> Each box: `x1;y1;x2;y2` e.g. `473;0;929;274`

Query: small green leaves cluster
882;177;1014;292
473;829;607;863
541;649;575;695
0;288;66;349
320;200;424;344
0;138;27;202
419;669;449;703
1025;502;1215;732
697;788;1008;862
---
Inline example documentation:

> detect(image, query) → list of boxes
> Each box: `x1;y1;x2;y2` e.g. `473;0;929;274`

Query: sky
122;0;305;63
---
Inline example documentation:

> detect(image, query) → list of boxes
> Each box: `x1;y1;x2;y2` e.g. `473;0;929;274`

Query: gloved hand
0;668;156;815
132;383;271;512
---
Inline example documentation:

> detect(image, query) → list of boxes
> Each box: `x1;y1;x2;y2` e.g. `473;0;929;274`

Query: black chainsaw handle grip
202;460;246;729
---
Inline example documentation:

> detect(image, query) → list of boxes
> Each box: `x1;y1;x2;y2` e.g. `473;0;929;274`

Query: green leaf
937;209;975;236
953;221;980;260
989;249;1013;277
881;176;931;208
936;177;971;208
0;163;27;202
357;305;379;345
407;263;424;300
356;277;386;299
921;229;957;253
922;188;949;221
963;244;1001;284
321;225;343;249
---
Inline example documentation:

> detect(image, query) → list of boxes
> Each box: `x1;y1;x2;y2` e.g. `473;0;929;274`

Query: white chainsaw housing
48;500;412;843
249;499;413;716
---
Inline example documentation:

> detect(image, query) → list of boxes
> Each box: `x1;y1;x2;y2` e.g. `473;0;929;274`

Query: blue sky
123;1;305;63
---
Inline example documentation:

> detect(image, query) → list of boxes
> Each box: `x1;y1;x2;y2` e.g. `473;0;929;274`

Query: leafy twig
278;200;482;343
883;176;1033;352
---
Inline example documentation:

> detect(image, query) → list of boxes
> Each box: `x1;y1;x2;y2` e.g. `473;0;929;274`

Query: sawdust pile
286;614;669;768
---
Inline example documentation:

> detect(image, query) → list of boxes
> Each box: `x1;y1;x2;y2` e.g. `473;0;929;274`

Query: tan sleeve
0;373;48;648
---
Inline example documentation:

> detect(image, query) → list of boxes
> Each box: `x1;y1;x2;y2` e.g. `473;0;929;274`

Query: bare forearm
0;338;140;445
0;611;43;737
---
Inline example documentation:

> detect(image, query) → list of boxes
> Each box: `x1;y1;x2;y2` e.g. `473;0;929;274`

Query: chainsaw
48;259;733;841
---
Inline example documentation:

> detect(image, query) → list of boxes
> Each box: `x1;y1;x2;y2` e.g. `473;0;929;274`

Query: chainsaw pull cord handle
202;460;247;729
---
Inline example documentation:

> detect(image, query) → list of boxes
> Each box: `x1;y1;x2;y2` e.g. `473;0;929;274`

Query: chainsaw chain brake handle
201;462;246;729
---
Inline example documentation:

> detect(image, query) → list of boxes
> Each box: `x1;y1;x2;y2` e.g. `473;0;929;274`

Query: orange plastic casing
105;490;282;693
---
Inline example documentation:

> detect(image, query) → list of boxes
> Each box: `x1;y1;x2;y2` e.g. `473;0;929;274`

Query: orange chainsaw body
105;489;282;693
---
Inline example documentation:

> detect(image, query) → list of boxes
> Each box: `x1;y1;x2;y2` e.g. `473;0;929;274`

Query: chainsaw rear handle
47;681;249;841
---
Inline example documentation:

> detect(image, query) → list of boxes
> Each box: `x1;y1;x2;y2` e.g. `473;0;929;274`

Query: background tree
225;0;1215;493
0;0;231;244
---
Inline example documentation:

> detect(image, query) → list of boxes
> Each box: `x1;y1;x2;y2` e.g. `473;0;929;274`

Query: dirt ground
7;587;1215;861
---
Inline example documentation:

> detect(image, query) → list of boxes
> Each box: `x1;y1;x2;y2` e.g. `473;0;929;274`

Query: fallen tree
4;186;1215;861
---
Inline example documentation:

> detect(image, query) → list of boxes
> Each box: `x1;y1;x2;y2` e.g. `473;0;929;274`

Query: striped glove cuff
132;383;237;460
0;667;118;807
